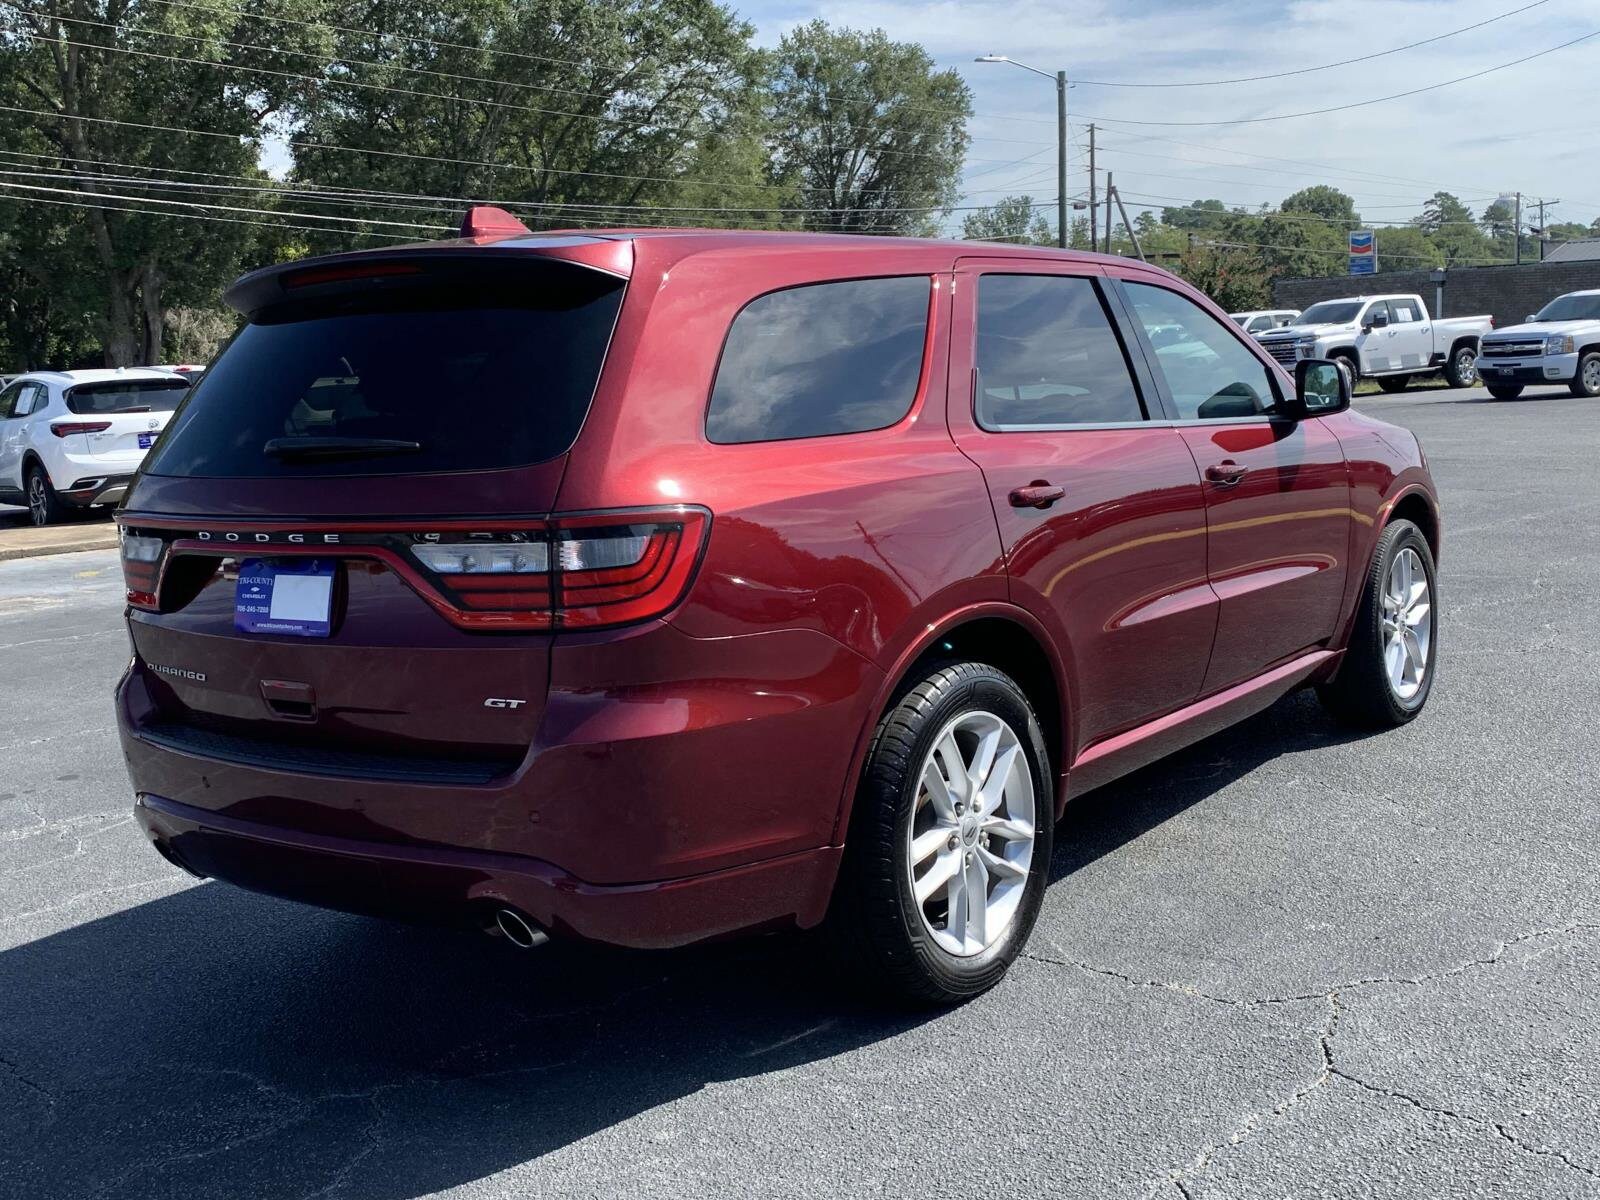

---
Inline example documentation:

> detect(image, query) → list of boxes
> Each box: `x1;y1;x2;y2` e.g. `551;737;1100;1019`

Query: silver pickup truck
1476;289;1600;399
1256;293;1492;392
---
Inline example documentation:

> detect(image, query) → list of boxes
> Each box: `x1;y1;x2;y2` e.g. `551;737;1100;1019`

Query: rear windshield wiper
263;435;422;460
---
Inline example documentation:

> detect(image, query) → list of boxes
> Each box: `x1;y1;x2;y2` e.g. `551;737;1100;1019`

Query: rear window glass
145;264;624;478
67;379;189;415
706;276;930;444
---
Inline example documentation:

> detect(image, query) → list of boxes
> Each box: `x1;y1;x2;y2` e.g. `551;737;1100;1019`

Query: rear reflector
51;421;112;437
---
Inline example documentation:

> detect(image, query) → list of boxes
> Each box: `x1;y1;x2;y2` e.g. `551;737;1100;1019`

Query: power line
1077;29;1599;126
0;189;416;241
1071;0;1551;86
122;0;985;125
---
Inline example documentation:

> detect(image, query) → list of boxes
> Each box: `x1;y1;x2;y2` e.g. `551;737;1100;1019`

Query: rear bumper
60;472;135;507
135;792;842;949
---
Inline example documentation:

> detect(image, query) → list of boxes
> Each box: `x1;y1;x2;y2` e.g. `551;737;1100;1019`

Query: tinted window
975;275;1144;427
1298;300;1363;324
1125;282;1277;420
66;379;188;415
706;276;930;444
0;383;20;419
1536;293;1600;321
1365;301;1392;325
147;266;624;478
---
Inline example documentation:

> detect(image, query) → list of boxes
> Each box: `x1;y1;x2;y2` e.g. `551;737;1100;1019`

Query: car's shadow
1;692;1371;1199
1448;387;1577;404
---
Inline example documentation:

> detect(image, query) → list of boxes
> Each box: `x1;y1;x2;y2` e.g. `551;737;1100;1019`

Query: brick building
1273;260;1600;328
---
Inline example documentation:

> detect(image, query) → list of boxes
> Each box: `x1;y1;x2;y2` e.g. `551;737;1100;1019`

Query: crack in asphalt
1329;1068;1600;1182
1027;920;1600;1197
0;1050;59;1108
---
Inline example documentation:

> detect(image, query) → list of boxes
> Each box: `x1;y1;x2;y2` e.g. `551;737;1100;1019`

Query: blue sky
741;0;1600;236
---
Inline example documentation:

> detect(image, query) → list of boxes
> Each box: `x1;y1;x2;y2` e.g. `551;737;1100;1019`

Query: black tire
1334;354;1358;394
25;464;63;527
1485;384;1523;401
1443;343;1478;389
826;661;1054;1005
1377;376;1410;393
1318;519;1437;729
1569;350;1600;398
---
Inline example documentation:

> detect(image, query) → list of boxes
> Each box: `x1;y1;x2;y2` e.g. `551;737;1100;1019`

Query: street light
975;54;1068;249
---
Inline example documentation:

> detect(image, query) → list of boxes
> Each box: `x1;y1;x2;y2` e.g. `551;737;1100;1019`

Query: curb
0;528;120;563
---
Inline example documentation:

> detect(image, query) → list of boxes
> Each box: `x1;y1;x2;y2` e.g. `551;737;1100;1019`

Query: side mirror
1367;311;1389;330
1527;313;1538;323
1285;359;1350;419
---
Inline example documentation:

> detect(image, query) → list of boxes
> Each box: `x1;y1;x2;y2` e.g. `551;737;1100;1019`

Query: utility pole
975;55;1069;249
1104;172;1114;254
1087;124;1097;250
1514;192;1522;265
1532;197;1560;261
1113;184;1146;263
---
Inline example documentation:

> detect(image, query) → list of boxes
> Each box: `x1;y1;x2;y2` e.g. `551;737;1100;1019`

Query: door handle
1009;481;1066;509
1205;461;1248;487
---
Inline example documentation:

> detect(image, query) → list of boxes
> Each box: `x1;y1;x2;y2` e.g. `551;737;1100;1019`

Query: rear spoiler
224;236;634;320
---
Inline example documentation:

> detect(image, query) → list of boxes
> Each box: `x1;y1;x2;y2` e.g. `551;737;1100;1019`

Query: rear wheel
1318;519;1437;728
1570;351;1600;398
1443;344;1478;388
1377;376;1410;393
1486;384;1524;401
827;662;1053;1005
26;465;63;527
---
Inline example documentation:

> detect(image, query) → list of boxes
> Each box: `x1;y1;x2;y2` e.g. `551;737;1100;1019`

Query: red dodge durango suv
116;210;1440;1003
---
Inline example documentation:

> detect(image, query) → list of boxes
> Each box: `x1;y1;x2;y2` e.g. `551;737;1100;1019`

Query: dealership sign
1348;229;1376;276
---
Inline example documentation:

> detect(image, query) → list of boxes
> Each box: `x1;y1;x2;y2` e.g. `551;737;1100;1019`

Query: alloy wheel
906;710;1036;957
1380;547;1432;701
27;475;47;526
1583;357;1600;394
1456;347;1477;386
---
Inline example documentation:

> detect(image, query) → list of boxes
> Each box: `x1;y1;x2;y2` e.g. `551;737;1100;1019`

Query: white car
1476;289;1600;399
1229;309;1301;335
0;368;191;525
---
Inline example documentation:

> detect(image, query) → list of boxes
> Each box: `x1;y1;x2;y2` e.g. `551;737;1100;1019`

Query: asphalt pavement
1;384;1597;1199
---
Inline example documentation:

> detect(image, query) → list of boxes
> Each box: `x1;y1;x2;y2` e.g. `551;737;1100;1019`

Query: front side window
975;274;1145;428
706;276;931;444
1124;282;1277;420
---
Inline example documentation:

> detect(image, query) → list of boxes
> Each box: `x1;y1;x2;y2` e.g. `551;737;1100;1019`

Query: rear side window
975;274;1145;428
706;276;930;444
146;262;624;478
67;379;189;415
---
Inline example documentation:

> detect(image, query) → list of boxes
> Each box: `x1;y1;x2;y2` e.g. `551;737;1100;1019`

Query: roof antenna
459;205;530;239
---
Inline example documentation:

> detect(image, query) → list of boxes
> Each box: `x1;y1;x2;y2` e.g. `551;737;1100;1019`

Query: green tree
1374;225;1443;270
766;21;970;235
960;194;1050;244
1174;242;1269;311
1281;185;1357;225
289;0;768;240
0;1;329;365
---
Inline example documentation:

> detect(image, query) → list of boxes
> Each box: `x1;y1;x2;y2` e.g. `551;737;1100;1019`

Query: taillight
51;421;112;437
120;531;166;610
405;509;708;631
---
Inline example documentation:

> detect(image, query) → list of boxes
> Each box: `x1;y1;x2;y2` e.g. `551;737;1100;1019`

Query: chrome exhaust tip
494;907;550;949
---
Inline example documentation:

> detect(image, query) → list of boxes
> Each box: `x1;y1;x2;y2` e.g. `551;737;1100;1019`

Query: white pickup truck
1255;294;1492;392
1475;289;1600;399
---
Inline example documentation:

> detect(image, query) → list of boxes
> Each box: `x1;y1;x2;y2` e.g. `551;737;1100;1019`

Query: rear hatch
61;376;188;467
117;248;629;781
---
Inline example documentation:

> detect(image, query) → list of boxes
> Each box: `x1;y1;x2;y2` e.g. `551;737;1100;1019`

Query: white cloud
742;0;1600;232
